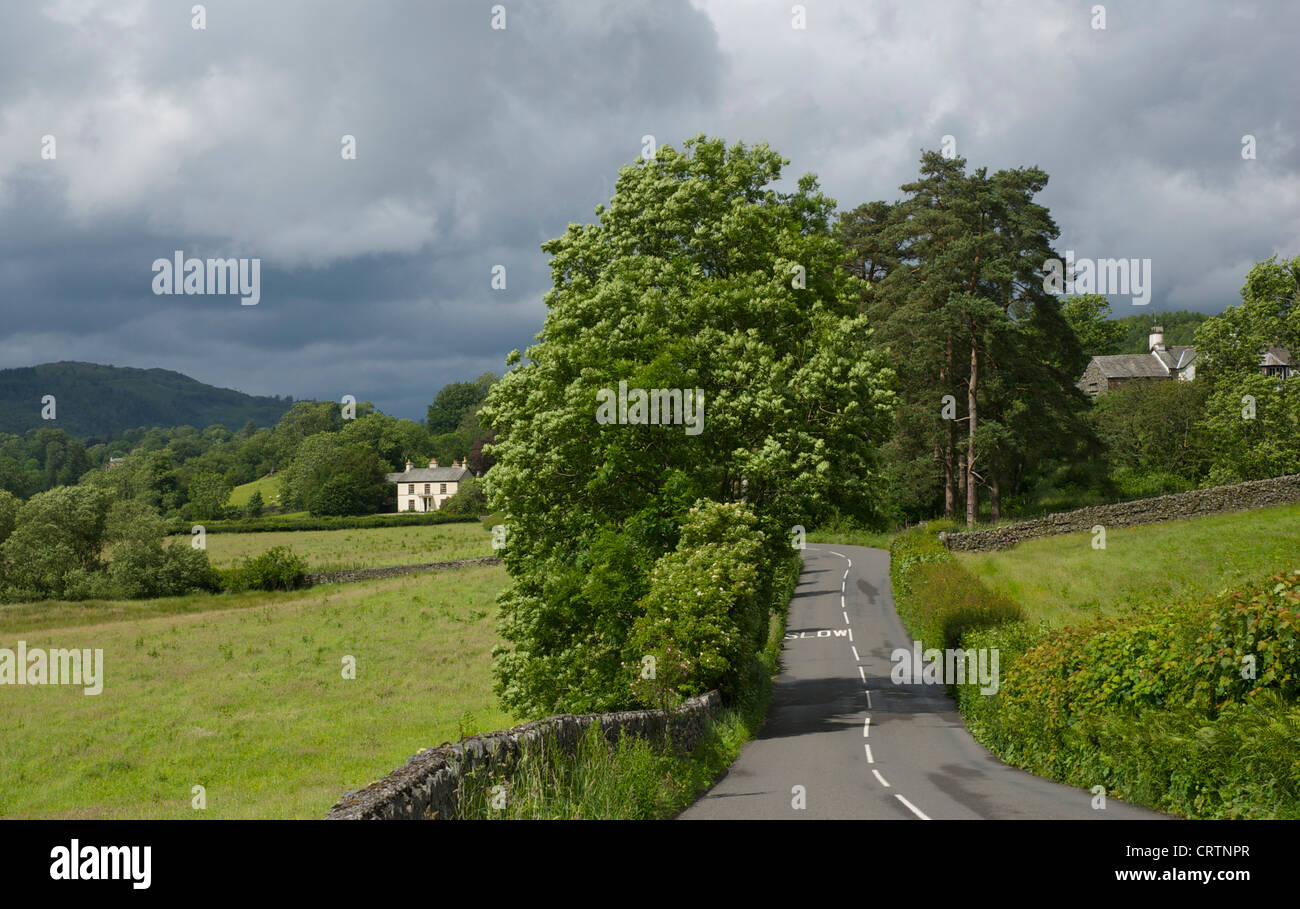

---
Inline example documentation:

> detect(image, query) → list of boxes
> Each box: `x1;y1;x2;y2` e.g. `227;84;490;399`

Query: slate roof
1261;347;1294;367
1154;346;1197;371
386;466;471;483
1090;353;1171;379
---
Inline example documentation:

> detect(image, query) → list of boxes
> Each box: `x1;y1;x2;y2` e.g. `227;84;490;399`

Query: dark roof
1089;353;1170;379
1154;346;1197;370
386;466;471;483
1261;347;1294;367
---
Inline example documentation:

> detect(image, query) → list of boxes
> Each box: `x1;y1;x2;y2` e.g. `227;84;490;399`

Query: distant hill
0;362;294;438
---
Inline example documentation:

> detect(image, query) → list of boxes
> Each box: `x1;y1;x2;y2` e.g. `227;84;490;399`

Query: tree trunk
946;442;956;514
941;337;956;518
966;339;978;527
957;450;966;502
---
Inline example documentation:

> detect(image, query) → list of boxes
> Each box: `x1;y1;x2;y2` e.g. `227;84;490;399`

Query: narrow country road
679;544;1164;820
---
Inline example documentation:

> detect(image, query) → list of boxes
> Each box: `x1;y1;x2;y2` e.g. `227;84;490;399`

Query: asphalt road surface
679;544;1164;820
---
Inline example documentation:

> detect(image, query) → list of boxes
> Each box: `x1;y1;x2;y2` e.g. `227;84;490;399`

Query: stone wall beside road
942;473;1300;552
324;691;721;819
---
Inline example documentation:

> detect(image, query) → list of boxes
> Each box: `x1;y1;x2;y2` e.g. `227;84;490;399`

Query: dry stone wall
324;691;721;819
942;473;1300;552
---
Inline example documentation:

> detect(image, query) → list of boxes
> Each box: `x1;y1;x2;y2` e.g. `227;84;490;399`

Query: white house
386;458;472;512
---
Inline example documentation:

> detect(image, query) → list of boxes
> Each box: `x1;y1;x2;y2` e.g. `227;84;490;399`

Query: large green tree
843;151;1092;524
482;136;895;716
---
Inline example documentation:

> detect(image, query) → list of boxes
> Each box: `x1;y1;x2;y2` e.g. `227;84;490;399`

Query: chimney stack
430;457;438;468
1149;325;1165;352
405;459;413;471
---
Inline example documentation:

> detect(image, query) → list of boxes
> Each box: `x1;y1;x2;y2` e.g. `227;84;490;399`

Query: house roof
386;466;471;483
1089;353;1171;379
1154;346;1197;370
1261;347;1293;367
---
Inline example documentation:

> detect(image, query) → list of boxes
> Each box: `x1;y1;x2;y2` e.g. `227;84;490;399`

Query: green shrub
223;545;308;592
109;539;220;599
627;501;764;707
1188;569;1300;712
954;570;1300;817
888;528;955;639
440;477;488;517
908;560;1025;651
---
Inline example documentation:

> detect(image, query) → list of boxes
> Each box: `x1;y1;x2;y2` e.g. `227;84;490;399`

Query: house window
440;483;447;494
408;484;414;494
407;499;415;511
424;483;430;494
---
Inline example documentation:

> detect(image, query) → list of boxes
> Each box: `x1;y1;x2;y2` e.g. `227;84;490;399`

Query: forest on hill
0;361;293;438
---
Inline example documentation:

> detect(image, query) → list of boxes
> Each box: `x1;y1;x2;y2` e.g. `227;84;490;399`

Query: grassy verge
0;566;511;818
955;502;1300;627
456;553;801;819
807;527;897;549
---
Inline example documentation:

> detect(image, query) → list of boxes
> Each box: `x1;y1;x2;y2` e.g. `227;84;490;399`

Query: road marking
848;628;853;642
862;716;870;737
842;611;850;624
865;689;872;708
872;769;891;788
895;794;931;820
864;743;874;763
858;665;867;684
843;569;849;581
847;559;852;568
851;645;860;662
828;550;846;559
840;594;845;609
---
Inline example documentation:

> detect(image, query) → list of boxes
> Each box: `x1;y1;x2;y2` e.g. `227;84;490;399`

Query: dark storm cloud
0;0;1296;419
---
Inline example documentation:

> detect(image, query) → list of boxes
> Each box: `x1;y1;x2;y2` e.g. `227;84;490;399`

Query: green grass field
0;565;511;819
956;503;1300;626
185;520;494;571
227;474;283;508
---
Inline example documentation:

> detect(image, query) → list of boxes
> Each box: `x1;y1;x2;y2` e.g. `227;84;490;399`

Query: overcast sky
1;0;1296;420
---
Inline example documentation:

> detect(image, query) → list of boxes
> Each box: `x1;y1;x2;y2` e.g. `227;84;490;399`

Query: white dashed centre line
842;611;850;624
862;716;870;737
840;594;846;609
843;569;849;581
864;743;874;763
851;645;860;662
895;794;931;820
872;769;891;788
865;689;873;708
846;559;852;568
828;550;846;559
847;628;853;642
858;665;867;684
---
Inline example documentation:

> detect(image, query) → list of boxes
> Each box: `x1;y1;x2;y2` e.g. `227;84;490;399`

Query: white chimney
430;457;438;468
405;459;413;471
1149;325;1165;351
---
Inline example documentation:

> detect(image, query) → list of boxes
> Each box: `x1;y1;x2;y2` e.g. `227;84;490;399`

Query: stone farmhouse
386;457;472;511
1077;325;1297;398
1077;325;1196;398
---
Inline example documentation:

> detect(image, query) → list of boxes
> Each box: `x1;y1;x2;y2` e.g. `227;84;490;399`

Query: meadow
227;474;284;507
183;520;494;571
956;502;1300;626
0;565;511;819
